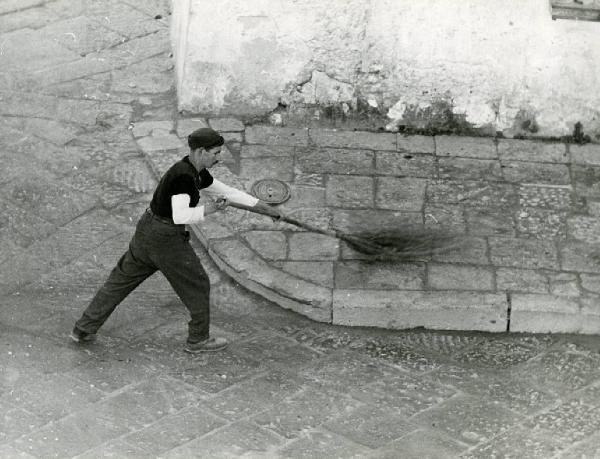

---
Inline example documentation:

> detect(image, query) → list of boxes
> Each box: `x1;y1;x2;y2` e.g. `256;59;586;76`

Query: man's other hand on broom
253;201;284;222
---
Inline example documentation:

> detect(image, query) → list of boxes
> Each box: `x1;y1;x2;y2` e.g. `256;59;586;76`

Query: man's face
198;146;221;168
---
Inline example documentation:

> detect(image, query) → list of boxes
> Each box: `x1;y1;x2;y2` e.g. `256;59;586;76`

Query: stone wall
171;0;600;140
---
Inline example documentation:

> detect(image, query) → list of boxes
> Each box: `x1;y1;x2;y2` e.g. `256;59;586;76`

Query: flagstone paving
0;0;599;457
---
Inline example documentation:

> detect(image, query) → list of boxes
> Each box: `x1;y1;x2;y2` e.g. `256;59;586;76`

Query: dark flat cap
188;127;224;149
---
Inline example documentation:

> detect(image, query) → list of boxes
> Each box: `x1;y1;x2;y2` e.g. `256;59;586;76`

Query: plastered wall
172;0;600;139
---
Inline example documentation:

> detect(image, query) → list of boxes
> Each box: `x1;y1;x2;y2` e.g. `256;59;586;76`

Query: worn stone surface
335;261;424;290
438;157;503;181
326;175;374;208
498;139;568;163
502;161;571;185
427;264;494;291
436;135;497;159
310;128;396;151
296;147;375;174
376;177;427;211
489;237;558;270
376;151;436;178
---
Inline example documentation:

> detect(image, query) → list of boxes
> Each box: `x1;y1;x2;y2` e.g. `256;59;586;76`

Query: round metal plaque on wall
251;179;291;204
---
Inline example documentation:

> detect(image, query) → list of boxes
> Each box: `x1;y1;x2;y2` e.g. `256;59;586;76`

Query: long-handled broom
228;202;464;260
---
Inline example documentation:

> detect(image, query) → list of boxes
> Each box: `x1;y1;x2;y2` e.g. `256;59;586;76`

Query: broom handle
227;201;342;239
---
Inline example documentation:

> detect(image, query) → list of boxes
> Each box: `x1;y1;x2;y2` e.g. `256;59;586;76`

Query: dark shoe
70;327;95;343
184;337;228;354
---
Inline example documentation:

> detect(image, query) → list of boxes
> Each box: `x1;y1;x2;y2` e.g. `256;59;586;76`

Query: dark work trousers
75;209;211;344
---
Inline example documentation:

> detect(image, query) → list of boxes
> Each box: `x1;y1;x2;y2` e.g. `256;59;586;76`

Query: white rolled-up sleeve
171;194;205;224
201;178;259;207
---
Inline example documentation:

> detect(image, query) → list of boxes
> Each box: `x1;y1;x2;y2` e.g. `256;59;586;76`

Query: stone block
376;151;436;178
295;147;375;174
427;180;517;209
518;183;573;210
438;157;503;181
208;239;332;321
436;135;497;159
335;260;424;290
0;0;44;14
245;126;309;146
581;274;600;294
427;264;494;290
56;98;103;126
132;120;172;138
432;236;489;265
176;118;208;137
397;134;435;153
489;237;559;270
326;175;374;208
277;430;371;459
240;144;294;158
465;208;515;236
496;268;548;293
288;232;339;260
498;139;567;163
424;204;466;231
377;430;467;459
571;143;600;166
560;241;600;273
465;428;563;459
25;118;78;146
333;290;507;332
239;157;294;181
548;272;580;297
208;117;244;132
136;134;183;152
375;177;427;211
332;209;423;233
501;161;570;185
568;215;600;244
510;294;581;333
571;165;600;198
310;128;396;150
516;208;567;239
276;261;334;287
280;185;326;210
242;230;287;260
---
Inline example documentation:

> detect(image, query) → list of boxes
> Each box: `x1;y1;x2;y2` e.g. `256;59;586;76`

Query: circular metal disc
251;179;291;204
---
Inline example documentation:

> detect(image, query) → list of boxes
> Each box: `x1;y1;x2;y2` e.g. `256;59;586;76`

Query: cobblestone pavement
1;0;600;458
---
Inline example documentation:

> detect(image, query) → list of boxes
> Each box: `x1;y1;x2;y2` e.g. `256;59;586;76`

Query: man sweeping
70;127;280;353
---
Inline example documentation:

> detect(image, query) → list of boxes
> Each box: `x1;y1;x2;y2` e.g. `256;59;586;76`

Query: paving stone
428;264;494;291
333;290;507;332
413;394;523;445
510;294;581;333
515;348;600;394
373;429;467;459
160;420;284;458
498;139;568;163
278;429;372;459
275;261;334;287
439;157;503;181
74;438;152;459
518;183;573;210
132;120;173;138
465;207;515;236
326;175;374;208
397;134;435;154
581;274;600;294
251;386;363;439
296;146;375;174
310;128;396;150
87;1;166;38
501;161;570;184
176;117;208;137
0;444;37;459
557;432;600;458
489;237;559;270
560;241;600;273
0;405;44;445
208;117;244;132
523;398;600;444
496;268;548;293
332;209;422;234
143;147;183;177
137;133;183;152
427;180;517;209
376;151;436;178
242;230;287;260
13;405;131;458
121;407;226;455
462;427;565;459
239;157;294;182
424;204;466;232
451;338;544;368
41;16;126;55
516;207;567;239
334;260;423;290
572;164;600;198
350;371;456;416
432;236;489;265
571;142;600;166
279;185;326;211
245;125;309;146
568;215;600;244
0;0;45;15
240;144;294;159
375;177;427;211
548;272;579;297
324;404;415;449
110;55;174;94
288;232;339;260
203;370;305;421
436;135;496;159
24;117;79;146
0;373;104;423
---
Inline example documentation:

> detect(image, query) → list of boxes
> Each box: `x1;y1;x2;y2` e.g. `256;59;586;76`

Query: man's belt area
146;208;176;225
